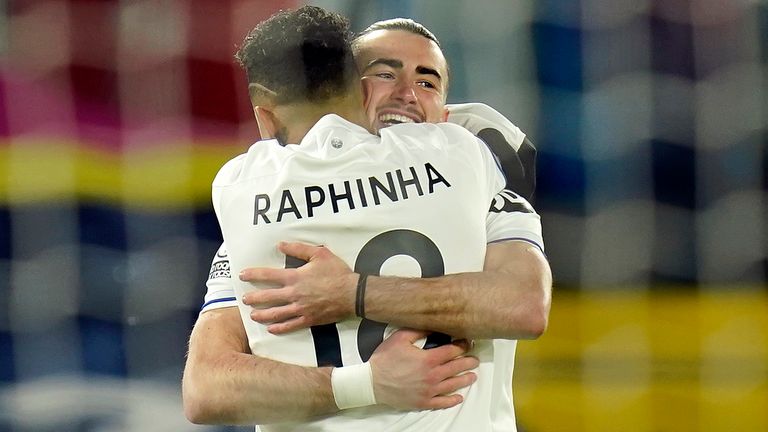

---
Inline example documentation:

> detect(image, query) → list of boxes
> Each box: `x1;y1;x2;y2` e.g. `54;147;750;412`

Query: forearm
364;273;543;340
364;273;510;338
183;309;337;425
185;353;335;425
363;241;551;340
241;241;551;340
183;308;480;424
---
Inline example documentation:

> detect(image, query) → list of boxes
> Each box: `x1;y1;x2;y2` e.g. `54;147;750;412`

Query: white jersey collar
299;114;371;148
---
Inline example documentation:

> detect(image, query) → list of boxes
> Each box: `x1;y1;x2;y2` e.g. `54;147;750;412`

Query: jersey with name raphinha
211;114;539;432
201;103;541;315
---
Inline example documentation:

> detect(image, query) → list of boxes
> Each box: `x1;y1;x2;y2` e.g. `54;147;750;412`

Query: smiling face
354;29;449;131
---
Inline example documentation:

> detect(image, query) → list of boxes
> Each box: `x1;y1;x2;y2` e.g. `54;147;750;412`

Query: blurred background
0;0;766;431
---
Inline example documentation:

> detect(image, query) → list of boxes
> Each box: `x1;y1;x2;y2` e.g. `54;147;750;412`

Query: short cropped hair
352;18;442;51
351;18;449;90
235;6;357;105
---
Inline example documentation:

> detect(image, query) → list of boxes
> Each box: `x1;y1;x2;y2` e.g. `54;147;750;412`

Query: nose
393;80;417;104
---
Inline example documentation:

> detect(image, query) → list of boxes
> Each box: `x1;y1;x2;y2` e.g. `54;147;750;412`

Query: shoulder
212;153;247;188
446;103;526;150
382;122;478;149
212;139;284;188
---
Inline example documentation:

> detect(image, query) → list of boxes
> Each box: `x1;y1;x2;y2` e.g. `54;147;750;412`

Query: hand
370;329;478;410
240;241;357;334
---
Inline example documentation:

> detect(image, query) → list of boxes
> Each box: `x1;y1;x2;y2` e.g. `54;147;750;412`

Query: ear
441;106;449;122
360;77;373;112
253;106;281;140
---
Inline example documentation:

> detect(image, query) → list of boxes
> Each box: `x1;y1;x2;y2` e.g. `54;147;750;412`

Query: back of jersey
212;115;505;431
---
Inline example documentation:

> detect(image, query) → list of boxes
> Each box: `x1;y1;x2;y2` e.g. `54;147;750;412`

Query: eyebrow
363;58;443;82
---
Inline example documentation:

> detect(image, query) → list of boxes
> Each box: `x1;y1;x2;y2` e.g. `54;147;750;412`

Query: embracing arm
182;307;335;425
182;306;478;425
364;240;551;339
242;240;552;340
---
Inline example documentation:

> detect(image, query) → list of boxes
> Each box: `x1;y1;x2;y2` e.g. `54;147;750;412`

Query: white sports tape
331;362;377;409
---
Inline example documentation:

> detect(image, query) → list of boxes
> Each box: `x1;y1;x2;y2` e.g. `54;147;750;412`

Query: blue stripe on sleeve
201;296;238;311
488;237;546;257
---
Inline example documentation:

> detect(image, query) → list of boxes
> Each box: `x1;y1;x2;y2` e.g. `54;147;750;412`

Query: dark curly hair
235;5;357;105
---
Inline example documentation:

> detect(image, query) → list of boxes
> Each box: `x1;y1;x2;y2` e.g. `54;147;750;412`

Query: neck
274;92;372;144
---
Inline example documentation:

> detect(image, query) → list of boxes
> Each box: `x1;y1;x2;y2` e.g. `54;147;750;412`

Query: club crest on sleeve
489;190;535;214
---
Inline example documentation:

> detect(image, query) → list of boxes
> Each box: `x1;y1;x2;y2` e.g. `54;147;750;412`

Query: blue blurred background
0;0;766;430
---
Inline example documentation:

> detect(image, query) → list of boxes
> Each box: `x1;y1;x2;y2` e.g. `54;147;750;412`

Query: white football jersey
201;103;541;315
211;114;541;431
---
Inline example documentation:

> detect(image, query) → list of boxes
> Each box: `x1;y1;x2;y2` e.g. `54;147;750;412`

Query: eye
375;72;395;80
417;80;437;89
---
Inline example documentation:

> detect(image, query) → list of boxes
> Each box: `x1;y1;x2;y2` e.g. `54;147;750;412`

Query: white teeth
379;113;415;124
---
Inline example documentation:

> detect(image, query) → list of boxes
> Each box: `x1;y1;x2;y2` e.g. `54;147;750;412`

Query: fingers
278;241;323;262
431;372;477;401
421;365;478;410
386;328;431;344
450;338;473;352
267;316;308;335
425;340;472;365
242;288;291;307
422;394;464;410
239;267;293;284
433;356;480;379
249;303;299;325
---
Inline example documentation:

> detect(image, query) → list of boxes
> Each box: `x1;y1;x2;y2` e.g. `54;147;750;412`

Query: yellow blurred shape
0;138;241;209
515;289;768;432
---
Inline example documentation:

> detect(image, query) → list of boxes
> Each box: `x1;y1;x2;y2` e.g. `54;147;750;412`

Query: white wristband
331;362;377;409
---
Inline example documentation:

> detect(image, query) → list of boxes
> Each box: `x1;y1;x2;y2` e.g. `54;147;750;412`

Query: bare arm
182;307;335;425
242;240;552;340
182;307;479;425
365;240;551;339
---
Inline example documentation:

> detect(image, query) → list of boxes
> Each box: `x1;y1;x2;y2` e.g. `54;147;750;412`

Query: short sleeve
200;242;238;313
486;190;545;254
